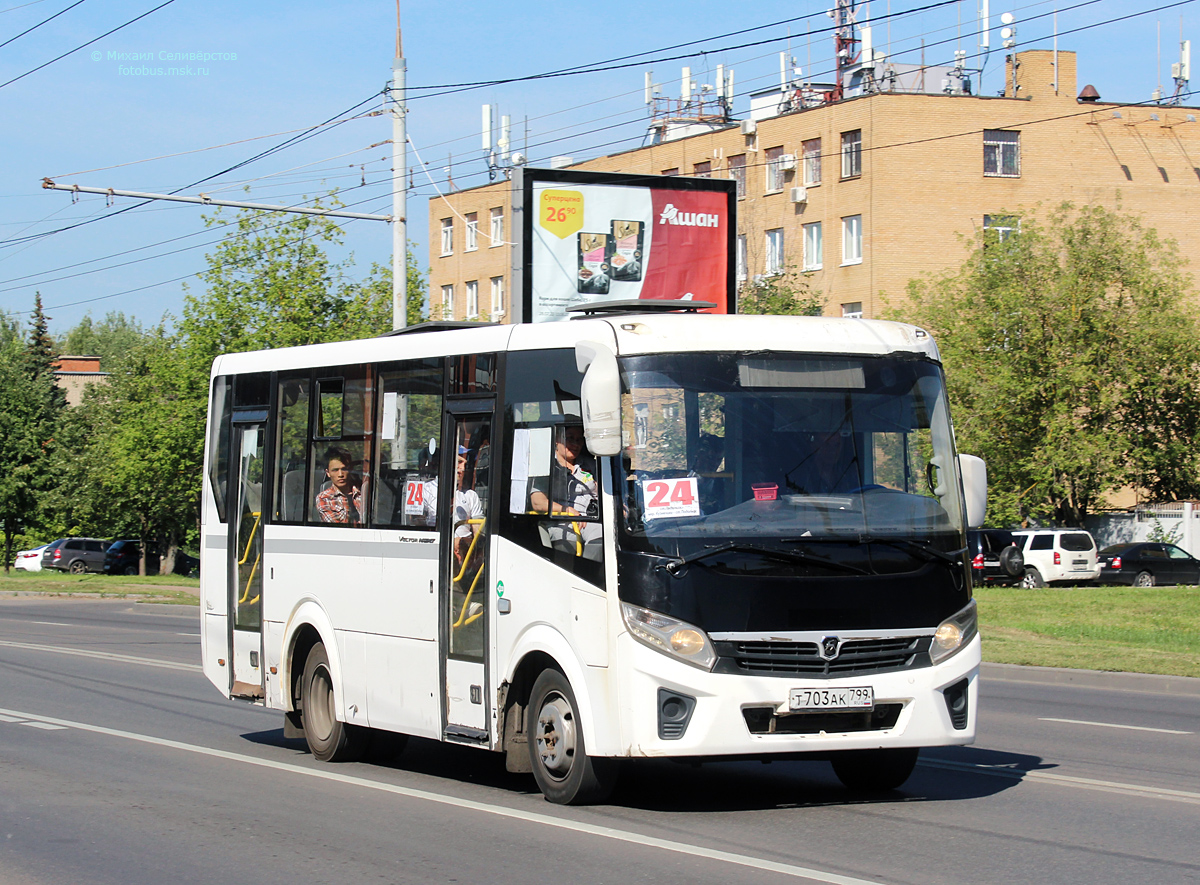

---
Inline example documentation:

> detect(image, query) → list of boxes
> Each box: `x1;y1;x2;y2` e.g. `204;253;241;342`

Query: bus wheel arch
526;666;617;805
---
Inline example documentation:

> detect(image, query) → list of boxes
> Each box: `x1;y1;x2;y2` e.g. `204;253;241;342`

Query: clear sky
0;0;1194;337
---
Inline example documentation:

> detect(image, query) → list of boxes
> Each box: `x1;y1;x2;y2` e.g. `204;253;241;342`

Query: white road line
32;621;70;626
175;633;200;637
919;759;1200;805
0;704;887;885
0;713;27;723
0;639;201;672
20;721;67;730
1039;717;1193;735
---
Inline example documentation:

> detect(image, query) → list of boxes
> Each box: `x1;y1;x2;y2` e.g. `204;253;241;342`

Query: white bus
200;304;987;804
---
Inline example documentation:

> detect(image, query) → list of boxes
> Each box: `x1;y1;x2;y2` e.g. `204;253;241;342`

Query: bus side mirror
575;340;622;457
958;454;987;529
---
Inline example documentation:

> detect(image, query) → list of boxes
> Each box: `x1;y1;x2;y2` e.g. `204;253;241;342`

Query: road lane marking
0;713;27;723
175;633;200;637
0;704;888;885
32;621;70;627
1039;717;1192;735
919;758;1200;805
0;639;200;673
20;721;67;730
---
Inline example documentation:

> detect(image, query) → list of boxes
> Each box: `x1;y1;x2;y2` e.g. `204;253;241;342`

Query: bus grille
713;636;931;678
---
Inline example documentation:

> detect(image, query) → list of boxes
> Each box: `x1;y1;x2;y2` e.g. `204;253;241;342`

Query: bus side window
307;366;373;527
501;349;605;586
373;359;443;528
207;376;232;523
273;372;311;523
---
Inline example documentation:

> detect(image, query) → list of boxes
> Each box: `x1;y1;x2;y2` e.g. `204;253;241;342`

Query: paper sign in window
641;477;701;520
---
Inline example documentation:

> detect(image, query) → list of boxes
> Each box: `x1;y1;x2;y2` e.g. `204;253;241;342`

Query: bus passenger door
441;411;492;741
229;420;265;699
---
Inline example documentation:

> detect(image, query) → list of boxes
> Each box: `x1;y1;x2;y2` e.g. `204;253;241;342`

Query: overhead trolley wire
0;0;88;51
0;0;176;89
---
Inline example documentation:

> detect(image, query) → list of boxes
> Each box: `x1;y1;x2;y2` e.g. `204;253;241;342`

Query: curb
982;661;1200;697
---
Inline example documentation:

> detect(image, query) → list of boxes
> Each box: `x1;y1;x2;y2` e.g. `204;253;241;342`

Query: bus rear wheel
830;747;919;792
527;668;617;805
300;642;367;763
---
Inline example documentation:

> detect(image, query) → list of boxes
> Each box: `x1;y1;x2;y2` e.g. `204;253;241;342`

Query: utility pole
391;3;408;330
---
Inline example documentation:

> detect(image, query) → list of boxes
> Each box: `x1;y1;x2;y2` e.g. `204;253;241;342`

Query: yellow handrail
452;518;486;628
238;511;261;605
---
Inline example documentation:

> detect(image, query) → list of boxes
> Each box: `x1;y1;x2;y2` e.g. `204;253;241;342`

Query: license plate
1072;560;1088;566
789;686;874;711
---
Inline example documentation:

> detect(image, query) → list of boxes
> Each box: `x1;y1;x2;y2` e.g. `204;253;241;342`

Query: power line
0;0;176;90
0;0;88;51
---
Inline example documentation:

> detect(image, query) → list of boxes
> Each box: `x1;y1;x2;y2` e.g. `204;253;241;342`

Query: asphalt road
1;596;1197;885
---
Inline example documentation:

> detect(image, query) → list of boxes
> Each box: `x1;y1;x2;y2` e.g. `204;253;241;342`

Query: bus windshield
618;352;964;555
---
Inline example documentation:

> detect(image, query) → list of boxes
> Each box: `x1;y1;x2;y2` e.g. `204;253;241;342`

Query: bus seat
280;469;306;522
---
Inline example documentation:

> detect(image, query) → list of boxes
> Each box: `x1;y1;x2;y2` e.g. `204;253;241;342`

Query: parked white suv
1012;529;1101;587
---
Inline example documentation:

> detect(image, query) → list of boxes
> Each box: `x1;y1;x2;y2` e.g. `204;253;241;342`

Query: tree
736;268;824;316
895;203;1200;526
60;311;146;371
61;328;202;574
0;317;57;570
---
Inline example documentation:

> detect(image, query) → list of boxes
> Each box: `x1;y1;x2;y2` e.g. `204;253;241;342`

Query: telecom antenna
1172;37;1191;103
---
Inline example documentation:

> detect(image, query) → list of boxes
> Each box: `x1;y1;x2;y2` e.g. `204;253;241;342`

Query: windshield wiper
658;542;869;577
856;536;966;566
781;534;966;566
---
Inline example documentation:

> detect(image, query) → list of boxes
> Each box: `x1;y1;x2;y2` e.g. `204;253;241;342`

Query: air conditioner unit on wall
789;187;807;203
779;153;797;171
740;119;756;135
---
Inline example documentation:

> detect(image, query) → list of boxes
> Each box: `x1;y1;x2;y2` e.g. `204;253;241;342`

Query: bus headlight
621;602;717;670
930;599;978;664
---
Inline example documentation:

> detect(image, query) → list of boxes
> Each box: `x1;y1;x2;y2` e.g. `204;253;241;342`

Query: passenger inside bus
787;430;860;495
529;425;602;560
314;446;364;524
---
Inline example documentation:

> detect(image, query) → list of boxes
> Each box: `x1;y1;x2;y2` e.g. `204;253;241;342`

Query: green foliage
736;268;824;316
60;311;146;371
0;317;58;570
894;203;1200;526
1146;518;1182;545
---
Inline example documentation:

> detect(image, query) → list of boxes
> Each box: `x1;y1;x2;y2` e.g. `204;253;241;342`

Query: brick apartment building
429;49;1200;322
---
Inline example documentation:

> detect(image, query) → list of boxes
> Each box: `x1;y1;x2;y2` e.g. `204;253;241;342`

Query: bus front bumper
613;632;980;758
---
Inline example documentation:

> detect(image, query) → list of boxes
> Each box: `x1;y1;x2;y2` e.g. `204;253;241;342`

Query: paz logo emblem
819;636;841;660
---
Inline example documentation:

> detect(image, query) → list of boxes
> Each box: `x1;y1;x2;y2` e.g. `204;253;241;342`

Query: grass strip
0;570;199;604
975;584;1200;677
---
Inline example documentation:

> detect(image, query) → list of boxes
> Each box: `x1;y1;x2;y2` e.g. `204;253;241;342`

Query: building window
466;280;479;318
736;234;747;282
841;130;862;179
465;213;478;251
802;138;822;186
765;228;784;275
662;167;679;176
765;146;786;192
984;130;1020;177
842;215;863;265
490;275;505;316
440;218;453;256
984;214;1021;243
842;302;863;319
490;207;504;246
693;161;712;178
441;284;454;318
803;221;822;270
728;154;747;198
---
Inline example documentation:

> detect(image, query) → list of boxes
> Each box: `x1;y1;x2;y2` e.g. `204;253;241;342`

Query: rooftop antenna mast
829;0;862;102
1171;26;1191;104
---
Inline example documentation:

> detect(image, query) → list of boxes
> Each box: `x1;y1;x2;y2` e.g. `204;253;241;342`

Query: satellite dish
1000;12;1014;24
510;151;527;166
1001;27;1014;39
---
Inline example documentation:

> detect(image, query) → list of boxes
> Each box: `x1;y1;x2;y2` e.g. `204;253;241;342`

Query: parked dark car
104;540;200;577
966;529;1025;587
42;537;112;574
1097;542;1200;587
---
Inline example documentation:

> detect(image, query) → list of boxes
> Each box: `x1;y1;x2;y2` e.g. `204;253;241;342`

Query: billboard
517;168;736;322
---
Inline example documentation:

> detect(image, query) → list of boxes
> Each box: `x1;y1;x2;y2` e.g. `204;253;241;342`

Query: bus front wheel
830;747;919;792
527;668;617;805
300;642;367;763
